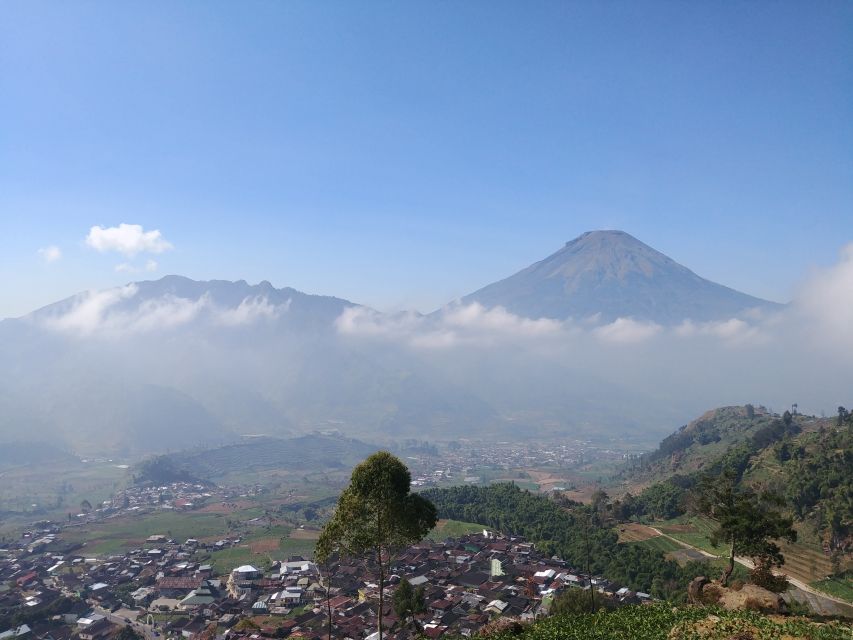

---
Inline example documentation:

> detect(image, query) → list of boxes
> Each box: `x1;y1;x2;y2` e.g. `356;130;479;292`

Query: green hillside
616;405;852;601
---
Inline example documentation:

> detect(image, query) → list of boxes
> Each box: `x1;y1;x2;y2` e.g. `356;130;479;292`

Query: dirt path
648;527;852;617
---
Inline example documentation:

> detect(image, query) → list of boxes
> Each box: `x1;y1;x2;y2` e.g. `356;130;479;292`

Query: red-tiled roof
156;576;202;590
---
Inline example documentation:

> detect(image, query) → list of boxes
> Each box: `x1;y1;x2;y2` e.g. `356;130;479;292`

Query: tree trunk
721;539;735;586
324;568;332;640
378;546;384;640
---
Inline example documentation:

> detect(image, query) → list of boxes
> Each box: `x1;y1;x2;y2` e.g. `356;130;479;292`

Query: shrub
750;562;788;593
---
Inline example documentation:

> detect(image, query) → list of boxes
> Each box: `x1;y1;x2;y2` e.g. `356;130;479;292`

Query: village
0;520;653;640
0;436;651;640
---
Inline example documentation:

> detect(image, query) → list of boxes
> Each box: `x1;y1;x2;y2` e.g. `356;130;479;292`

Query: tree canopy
691;471;796;586
316;451;436;640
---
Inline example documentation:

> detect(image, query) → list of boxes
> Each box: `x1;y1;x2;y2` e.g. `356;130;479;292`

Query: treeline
421;483;705;600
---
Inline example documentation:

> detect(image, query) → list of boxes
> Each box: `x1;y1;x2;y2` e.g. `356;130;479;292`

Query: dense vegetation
477;603;851;640
422;483;705;600
785;425;852;554
133;455;202;485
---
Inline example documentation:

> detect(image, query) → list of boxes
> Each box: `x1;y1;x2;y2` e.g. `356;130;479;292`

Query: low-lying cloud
336;303;565;349
39;286;286;336
26;241;853;425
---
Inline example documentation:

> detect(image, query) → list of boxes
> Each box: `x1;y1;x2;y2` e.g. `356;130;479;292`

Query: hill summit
461;230;781;324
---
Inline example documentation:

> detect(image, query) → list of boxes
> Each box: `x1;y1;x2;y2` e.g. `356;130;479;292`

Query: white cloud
40;288;286;336
86;223;173;257
593;317;662;344
337;303;568;350
442;303;562;336
124;295;209;333
674;318;769;346
145;259;158;272
794;242;853;354
38;245;62;264
42;284;140;335
216;296;285;326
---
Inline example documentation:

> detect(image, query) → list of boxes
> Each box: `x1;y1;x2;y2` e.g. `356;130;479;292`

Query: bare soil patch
249;537;280;553
289;528;321;540
617;522;661;543
559;486;598;504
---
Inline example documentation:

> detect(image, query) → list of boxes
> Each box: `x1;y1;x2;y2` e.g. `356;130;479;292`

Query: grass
64;510;231;554
631;536;683;555
206;546;273;575
811;577;853;603
426;519;486;541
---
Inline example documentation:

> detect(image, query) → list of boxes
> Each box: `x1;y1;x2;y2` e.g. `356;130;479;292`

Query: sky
1;1;852;319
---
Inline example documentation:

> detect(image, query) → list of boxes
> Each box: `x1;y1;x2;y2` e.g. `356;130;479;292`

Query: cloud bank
25;241;853;428
39;286;286;336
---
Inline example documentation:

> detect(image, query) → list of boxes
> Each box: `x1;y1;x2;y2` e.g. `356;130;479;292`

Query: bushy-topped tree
316;451;437;640
691;470;796;586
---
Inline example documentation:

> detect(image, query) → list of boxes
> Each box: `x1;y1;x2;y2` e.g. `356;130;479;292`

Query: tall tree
315;452;437;640
691;471;796;586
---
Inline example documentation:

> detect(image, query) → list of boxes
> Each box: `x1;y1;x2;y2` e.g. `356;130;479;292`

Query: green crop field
631;536;683;555
811;577;853;604
64;510;232;555
485;603;851;640
655;516;728;555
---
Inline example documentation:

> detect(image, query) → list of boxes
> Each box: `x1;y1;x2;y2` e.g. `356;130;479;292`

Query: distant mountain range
461;230;781;323
0;231;792;454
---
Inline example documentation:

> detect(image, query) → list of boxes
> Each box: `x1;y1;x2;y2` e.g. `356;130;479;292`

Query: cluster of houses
317;531;652;638
72;484;218;524
1;520;653;640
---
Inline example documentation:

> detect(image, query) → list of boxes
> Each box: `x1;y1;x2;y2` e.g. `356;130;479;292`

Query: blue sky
1;1;851;318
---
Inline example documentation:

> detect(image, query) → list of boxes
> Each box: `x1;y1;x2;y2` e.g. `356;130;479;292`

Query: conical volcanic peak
461;230;782;324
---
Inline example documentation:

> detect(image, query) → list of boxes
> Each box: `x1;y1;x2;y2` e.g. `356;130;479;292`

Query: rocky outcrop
687;576;786;614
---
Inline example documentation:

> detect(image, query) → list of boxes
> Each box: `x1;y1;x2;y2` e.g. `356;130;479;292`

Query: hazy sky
1;1;851;318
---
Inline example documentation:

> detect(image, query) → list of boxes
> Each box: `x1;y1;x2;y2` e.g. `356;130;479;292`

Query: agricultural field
653;515;844;594
62;510;234;555
655;516;729;555
0;461;129;534
201;528;317;575
811;577;853;604
616;522;660;543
